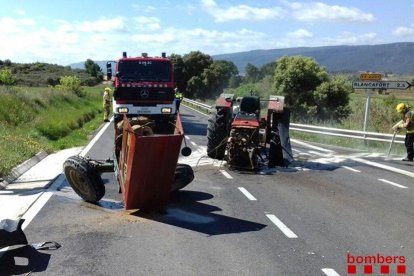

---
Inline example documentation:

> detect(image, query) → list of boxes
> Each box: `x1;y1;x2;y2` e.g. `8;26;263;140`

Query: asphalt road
5;105;414;276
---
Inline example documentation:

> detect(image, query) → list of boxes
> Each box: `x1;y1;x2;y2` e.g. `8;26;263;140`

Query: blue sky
1;0;414;65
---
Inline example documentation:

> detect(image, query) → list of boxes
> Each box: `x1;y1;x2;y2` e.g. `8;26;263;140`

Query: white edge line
341;166;361;173
185;135;190;140
22;118;111;229
220;170;233;179
378;178;408;189
80;116;113;157
265;214;298;238
322;268;341;276
22;175;66;230
353;157;414;179
238;187;257;201
190;141;197;146
291;139;334;153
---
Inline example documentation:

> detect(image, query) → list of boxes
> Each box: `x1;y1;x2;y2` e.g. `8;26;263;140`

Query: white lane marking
352;157;414;179
80;116;113;157
291;139;334;153
378;178;408;189
21;175;66;230
185;135;190;140
190;141;197;147
308;150;325;155
341;166;361;173
220;170;233;179
322;268;341;276
292;149;301;153
238;187;257;201
265;214;298;238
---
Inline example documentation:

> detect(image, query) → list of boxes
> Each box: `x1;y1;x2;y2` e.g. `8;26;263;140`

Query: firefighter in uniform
393;103;414;161
175;87;183;112
103;87;112;122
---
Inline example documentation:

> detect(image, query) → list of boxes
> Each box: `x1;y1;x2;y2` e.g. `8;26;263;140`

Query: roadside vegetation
0;59;105;177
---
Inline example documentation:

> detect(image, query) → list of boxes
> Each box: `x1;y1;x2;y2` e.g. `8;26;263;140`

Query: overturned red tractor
207;94;293;170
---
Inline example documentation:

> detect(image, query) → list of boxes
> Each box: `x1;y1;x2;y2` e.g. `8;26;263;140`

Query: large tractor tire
63;156;105;203
207;107;229;160
171;164;194;192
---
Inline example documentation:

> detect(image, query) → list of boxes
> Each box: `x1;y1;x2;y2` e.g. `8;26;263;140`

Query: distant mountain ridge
69;42;414;75
212;42;414;74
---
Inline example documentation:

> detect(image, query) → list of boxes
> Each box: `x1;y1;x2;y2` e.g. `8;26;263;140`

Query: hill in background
69;42;414;75
212;42;414;75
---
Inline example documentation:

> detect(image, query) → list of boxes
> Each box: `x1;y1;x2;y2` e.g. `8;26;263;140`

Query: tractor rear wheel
171;164;194;192
63;156;105;203
207;107;229;160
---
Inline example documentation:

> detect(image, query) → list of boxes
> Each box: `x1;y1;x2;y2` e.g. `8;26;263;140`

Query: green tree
244;63;260;83
84;59;102;79
0;68;16;86
182;51;211;98
273;55;329;122
313;77;352;123
169;53;186;93
186;76;203;99
202;60;239;98
3;59;12;67
259;61;277;79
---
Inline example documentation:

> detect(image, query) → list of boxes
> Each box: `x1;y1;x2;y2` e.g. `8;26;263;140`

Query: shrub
56;76;84;97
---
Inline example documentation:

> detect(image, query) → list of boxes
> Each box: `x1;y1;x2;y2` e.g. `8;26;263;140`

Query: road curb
0;151;48;190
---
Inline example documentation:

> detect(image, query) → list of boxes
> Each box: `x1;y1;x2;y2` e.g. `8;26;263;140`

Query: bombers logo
347;253;407;274
140;89;149;99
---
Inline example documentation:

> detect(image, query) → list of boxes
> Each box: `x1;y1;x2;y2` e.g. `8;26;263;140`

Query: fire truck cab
107;52;176;120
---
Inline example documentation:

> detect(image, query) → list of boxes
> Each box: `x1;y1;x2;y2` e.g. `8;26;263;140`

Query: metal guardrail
182;98;405;144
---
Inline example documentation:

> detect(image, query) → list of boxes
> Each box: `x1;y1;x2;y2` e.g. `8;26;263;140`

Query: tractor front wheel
63;156;105;203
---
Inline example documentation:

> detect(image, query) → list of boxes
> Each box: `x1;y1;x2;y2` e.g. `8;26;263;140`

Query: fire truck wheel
207;107;229;160
63;156;105;203
171;164;194;192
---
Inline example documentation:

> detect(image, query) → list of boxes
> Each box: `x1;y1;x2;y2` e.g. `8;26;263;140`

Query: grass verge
0;85;106;177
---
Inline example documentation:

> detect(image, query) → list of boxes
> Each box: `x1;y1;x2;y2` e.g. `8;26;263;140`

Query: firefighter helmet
396;103;408;113
105;87;112;92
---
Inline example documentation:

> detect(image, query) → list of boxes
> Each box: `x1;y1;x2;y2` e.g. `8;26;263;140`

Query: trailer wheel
63;156;105;203
171;164;194;192
207;107;229;160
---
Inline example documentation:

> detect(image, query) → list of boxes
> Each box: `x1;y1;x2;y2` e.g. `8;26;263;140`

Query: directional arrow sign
352;81;411;90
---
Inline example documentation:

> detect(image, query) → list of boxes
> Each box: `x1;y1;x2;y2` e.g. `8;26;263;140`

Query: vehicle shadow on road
0;246;50;275
132;190;267;236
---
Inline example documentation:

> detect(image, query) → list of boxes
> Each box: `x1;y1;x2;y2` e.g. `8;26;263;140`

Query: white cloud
285;29;313;39
289;2;375;23
16;10;26;16
74;18;129;33
134;16;161;31
392;24;414;37
324;32;378;45
132;4;156;13
201;0;286;22
131;26;271;55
